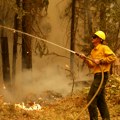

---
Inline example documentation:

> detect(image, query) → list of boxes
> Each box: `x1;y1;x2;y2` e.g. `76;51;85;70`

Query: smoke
46;0;71;52
1;65;71;103
1;63;92;103
5;64;71;102
1;0;91;103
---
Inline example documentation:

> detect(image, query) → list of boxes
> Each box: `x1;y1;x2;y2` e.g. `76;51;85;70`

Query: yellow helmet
94;31;106;40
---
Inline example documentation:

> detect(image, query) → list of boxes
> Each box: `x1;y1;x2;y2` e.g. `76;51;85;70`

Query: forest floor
0;74;120;120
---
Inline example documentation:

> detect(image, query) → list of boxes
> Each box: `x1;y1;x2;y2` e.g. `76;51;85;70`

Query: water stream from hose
0;25;76;54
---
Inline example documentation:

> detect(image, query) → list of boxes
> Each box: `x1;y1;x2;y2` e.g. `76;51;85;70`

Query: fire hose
0;25;104;119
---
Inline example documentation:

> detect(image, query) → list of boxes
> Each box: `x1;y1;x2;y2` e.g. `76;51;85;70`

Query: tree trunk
100;1;106;31
1;33;11;89
70;0;76;72
12;0;22;86
22;0;32;70
84;0;92;37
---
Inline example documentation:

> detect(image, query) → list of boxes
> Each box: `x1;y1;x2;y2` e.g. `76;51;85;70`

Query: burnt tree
12;0;22;85
22;0;32;70
0;31;11;89
70;0;76;71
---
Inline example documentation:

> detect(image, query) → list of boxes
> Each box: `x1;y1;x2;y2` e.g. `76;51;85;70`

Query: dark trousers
87;72;110;120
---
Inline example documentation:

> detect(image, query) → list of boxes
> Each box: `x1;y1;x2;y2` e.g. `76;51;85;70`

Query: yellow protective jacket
87;44;117;74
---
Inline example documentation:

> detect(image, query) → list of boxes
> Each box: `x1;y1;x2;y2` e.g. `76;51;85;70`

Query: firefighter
76;30;117;120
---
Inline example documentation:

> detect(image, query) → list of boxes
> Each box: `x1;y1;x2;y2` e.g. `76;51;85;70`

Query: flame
15;102;42;111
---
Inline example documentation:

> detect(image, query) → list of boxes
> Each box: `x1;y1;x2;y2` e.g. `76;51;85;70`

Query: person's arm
84;57;96;68
75;52;96;67
100;46;117;64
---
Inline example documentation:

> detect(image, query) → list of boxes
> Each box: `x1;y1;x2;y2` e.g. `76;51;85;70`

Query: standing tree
0;0;12;89
99;1;106;31
1;32;11;89
70;0;76;71
22;0;32;70
12;0;22;86
21;0;46;70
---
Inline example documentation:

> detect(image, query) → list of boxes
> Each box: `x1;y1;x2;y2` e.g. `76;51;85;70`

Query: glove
75;52;86;60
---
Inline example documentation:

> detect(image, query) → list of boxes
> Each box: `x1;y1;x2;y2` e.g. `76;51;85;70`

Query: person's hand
80;53;86;59
75;52;86;60
93;59;100;64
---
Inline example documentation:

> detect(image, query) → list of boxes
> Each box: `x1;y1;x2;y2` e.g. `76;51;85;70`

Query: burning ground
0;74;120;120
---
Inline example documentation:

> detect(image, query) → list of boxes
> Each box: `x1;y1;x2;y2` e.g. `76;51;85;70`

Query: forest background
0;0;120;99
0;0;120;119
